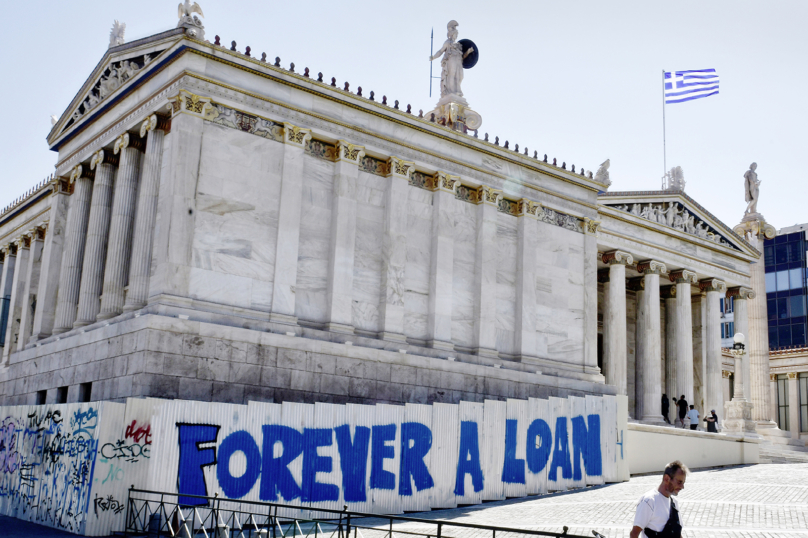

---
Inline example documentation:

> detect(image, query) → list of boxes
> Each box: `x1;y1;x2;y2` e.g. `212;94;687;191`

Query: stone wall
0;314;614;407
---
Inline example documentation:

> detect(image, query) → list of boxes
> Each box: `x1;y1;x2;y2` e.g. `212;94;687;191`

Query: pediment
599;190;757;255
48;29;185;145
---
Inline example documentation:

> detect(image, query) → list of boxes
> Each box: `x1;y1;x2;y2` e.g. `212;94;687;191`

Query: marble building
0;13;768;427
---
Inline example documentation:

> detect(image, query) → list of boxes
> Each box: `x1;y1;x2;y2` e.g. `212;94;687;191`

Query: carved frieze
606;200;739;250
360;155;387;176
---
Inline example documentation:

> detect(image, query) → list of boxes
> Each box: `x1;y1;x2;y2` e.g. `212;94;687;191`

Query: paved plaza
391;463;808;538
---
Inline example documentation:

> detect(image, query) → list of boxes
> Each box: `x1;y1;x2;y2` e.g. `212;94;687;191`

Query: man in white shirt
630;460;688;538
687;405;700;431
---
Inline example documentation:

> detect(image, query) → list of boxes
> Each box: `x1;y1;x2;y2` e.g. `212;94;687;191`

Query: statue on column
425;20;482;132
744;162;760;216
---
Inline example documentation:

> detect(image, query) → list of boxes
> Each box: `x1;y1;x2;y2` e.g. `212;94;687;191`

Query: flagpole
662;69;667;185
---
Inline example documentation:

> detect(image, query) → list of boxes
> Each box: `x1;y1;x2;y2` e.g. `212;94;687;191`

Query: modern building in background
765;223;808;349
765;222;808;438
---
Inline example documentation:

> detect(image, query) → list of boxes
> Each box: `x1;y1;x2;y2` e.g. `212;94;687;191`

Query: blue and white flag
664;69;719;104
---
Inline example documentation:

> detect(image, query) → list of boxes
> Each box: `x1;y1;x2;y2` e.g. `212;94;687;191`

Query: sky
2;1;807;231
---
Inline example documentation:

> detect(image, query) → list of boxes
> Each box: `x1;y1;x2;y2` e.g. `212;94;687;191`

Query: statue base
733;215;776;242
426;94;482;133
178;15;205;40
723;400;761;438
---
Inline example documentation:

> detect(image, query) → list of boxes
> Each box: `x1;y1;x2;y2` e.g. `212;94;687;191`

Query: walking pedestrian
630;460;687;538
687;405;699;431
676;395;688;428
661;394;670;424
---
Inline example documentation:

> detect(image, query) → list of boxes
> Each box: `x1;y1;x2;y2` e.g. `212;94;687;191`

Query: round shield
458;39;479;69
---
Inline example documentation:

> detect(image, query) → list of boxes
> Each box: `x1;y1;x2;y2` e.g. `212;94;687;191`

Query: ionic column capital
583;217;602;235
477;185;502;206
114;133;146;154
699;278;726;293
13;235;30;250
90;148;119;170
386;156;414;179
726;286;755;300
517;199;541;219
335;140;366;164
431;171;460;194
70;164;94;183
637;259;668;275
282;123;312;147
660;285;677;299
140;113;171;137
669;269;698;284
787;372;797;380
601;250;633;266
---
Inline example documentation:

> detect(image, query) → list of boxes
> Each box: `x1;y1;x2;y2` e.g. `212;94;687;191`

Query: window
769;326;779;347
776;244;789;264
777;374;789;431
778;297;790;319
793;324;807;347
79;382;92;403
779;325;792;347
800;373;808;432
789;243;803;263
777;271;790;292
56;386;68;404
726;297;734;314
791;295;806;318
791;268;804;290
720;298;724;313
721;324;725;339
768;298;777;321
36;390;46;405
765;273;777;292
765;245;775;266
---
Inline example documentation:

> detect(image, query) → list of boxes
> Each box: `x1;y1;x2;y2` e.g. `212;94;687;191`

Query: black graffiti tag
100;439;150;462
93;493;125;516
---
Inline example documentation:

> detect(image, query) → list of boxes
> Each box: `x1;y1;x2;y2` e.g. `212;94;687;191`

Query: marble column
53;165;94;334
3;237;30;365
628;277;645;419
661;284;677;420
722;370;732;405
0;245;16;312
98;133;144;320
30;179;71;342
670;269;697;405
582;218;602;372
601;250;633;396
323;141;364;334
787;372;800;439
472;185;501;358
694;293;708;416
74;150;117;328
124;114;169;312
637;260;667;425
700;278;726;427
735;218;777;425
727;287;754;400
269;123;311;325
769;373;778;426
515;200;541;360
17;228;44;351
378;156;412;342
426;172;458;351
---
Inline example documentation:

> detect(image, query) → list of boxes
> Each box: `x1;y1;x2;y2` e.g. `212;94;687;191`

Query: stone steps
759;445;808;464
762;435;808;448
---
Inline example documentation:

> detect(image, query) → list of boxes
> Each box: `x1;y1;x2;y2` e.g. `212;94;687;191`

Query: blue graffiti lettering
370;424;396;490
549;417;572;481
302;428;339;502
501;419;525;484
260;425;303;502
176;423;220;506
217;430;261;499
454;421;483;495
334;425;370;502
525;419;552;473
571;414;602;480
398;422;434;495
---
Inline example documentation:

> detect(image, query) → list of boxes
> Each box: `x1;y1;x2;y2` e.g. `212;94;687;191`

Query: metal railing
124;488;596;538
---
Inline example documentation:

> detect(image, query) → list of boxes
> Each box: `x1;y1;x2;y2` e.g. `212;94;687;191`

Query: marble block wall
403;187;433;342
189;124;282;312
452;201;477;349
352;169;385;334
495;213;518;356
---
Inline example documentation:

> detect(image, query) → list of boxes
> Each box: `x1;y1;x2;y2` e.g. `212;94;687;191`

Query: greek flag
664;69;719;104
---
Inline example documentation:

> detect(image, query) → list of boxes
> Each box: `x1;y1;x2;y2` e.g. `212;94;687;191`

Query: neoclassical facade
0;20;767;424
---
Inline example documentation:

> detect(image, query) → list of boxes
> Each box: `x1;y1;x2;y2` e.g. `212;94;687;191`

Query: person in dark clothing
661;394;670;424
676;395;688;428
704;410;718;433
